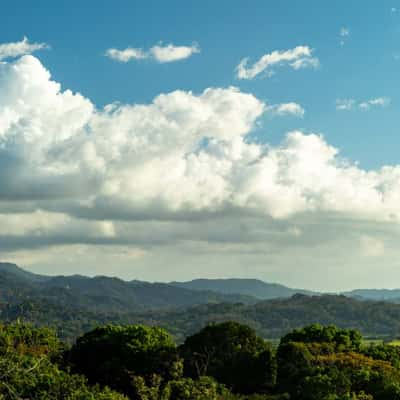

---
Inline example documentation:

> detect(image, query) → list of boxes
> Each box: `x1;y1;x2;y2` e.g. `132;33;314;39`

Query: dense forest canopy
5;293;400;344
2;321;400;399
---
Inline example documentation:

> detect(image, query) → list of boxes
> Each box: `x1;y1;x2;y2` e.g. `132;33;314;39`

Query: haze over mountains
2;262;400;310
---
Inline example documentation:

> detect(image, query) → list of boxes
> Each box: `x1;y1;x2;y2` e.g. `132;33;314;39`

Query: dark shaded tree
180;321;275;394
68;324;181;398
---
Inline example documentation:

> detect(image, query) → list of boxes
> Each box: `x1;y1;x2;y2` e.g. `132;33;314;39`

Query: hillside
5;292;400;343
0;263;256;313
143;294;400;340
0;262;49;283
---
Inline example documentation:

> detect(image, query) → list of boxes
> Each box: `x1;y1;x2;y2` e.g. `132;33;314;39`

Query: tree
68;324;181;398
180;321;275;394
0;323;127;400
280;324;362;351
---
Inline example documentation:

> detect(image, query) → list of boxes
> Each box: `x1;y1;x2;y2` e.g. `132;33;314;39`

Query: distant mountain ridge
343;288;400;302
170;278;316;299
3;262;400;315
0;262;258;313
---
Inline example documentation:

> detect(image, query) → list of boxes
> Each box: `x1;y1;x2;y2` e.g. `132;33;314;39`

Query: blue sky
2;0;399;168
1;1;400;290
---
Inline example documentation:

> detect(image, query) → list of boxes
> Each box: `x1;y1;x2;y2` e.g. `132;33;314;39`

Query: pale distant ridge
170;278;315;300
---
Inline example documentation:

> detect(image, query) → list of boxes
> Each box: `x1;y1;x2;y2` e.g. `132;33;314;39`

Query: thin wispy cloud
105;48;147;62
236;46;319;80
335;99;356;111
336;97;390;111
359;97;391;110
267;102;305;117
339;27;350;46
0;37;49;60
106;42;200;63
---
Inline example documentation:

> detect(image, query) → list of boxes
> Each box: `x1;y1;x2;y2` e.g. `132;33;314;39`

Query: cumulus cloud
336;97;390;111
1;56;400;289
2;56;400;224
106;42;200;63
0;37;48;60
236;46;319;80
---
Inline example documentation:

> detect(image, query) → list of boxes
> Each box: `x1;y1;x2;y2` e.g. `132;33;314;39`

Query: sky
1;0;400;291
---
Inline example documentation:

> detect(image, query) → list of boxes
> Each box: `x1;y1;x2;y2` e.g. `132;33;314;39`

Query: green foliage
280;324;362;351
4;319;400;400
277;325;400;400
0;323;127;400
363;343;400;369
68;324;181;398
180;321;276;394
0;321;62;358
164;376;232;400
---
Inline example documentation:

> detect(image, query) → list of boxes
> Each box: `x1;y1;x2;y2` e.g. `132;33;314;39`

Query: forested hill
5;292;400;343
128;294;400;340
0;262;257;313
0;263;318;314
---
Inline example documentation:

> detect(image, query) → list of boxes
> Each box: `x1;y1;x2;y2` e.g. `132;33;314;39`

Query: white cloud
336;97;390;111
149;43;200;63
105;42;200;63
267;102;305;117
2;56;400;224
2;56;400;289
105;47;146;62
0;37;48;60
336;98;355;111
236;46;319;80
359;97;391;110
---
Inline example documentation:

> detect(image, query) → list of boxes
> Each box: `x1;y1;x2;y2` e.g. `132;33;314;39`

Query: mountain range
2;262;400;310
3;262;400;341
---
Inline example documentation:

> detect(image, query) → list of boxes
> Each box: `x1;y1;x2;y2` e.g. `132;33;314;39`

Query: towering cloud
1;55;400;224
0;55;399;287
